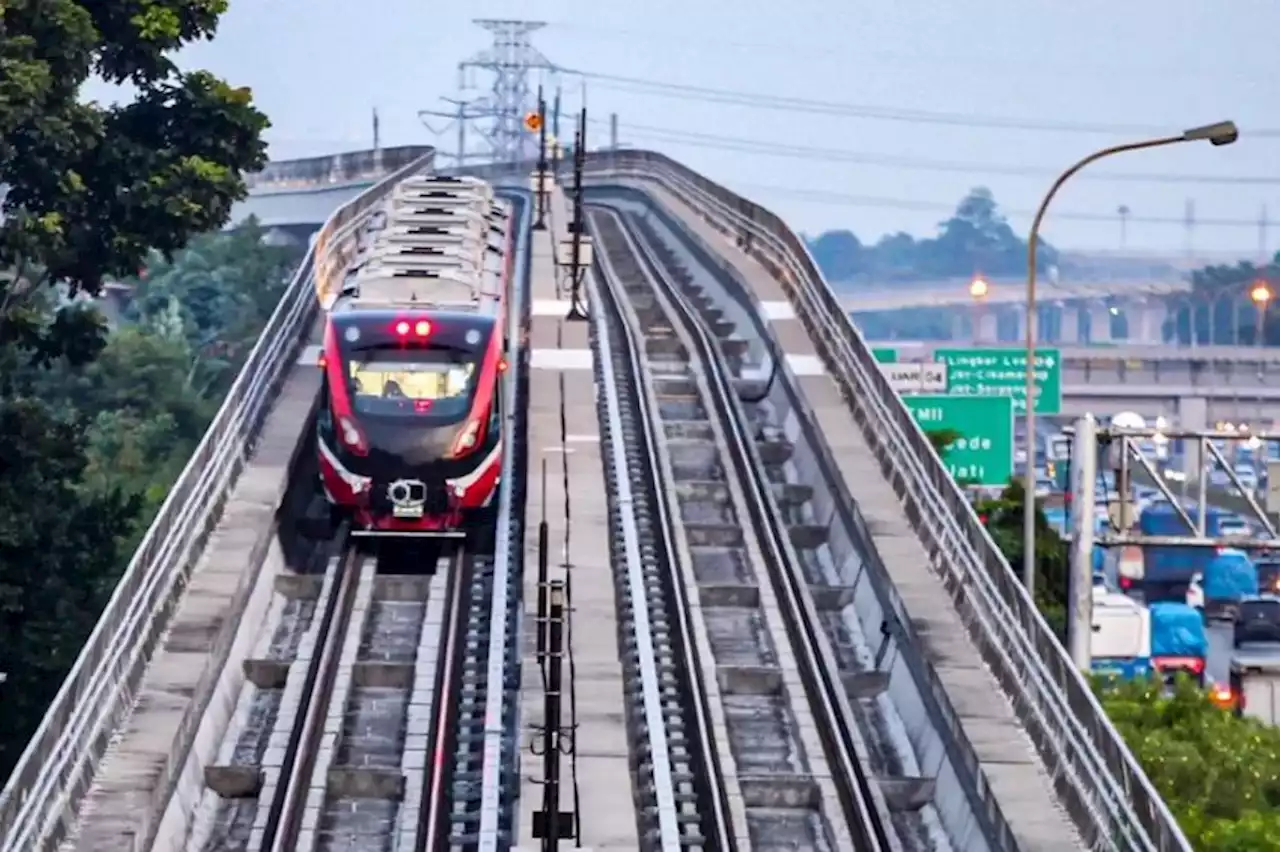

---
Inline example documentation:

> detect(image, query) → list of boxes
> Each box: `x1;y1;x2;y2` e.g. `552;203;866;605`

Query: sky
84;0;1280;254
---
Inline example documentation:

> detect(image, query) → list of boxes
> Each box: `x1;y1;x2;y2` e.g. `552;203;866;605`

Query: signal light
497;357;509;373
317;351;327;369
393;319;431;337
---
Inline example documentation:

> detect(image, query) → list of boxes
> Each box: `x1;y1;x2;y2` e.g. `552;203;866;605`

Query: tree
974;481;1070;638
807;188;1057;284
0;398;140;777
1097;677;1280;850
0;0;269;355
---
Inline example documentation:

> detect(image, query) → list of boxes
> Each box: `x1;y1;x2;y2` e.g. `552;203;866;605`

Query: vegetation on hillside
0;0;272;780
807;187;1058;284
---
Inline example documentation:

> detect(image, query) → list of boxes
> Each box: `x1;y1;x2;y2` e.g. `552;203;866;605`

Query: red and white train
312;175;514;547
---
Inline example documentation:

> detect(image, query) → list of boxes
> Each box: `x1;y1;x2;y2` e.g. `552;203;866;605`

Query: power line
587;117;1280;185
733;183;1265;228
561;68;1280;138
543;22;1270;83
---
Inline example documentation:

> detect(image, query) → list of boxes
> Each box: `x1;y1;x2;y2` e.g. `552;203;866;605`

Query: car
1233;595;1280;647
1220;518;1252;539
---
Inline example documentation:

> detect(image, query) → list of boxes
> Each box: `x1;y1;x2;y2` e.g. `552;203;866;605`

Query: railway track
589;204;895;852
189;535;479;852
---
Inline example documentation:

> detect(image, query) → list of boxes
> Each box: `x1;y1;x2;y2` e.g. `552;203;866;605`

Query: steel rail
595;204;895;851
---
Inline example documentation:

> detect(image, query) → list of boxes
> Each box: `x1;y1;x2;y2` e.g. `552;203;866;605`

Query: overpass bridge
0;147;1192;850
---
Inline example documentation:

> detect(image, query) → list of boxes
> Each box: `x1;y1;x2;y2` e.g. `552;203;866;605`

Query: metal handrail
0;149;435;851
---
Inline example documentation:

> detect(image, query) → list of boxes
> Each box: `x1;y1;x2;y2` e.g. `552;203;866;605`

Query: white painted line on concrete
787;354;826;376
531;299;573;316
760;300;796;320
531;348;594;370
564;434;601;443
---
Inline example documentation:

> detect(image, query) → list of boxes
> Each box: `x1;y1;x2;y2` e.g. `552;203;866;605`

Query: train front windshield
347;346;480;422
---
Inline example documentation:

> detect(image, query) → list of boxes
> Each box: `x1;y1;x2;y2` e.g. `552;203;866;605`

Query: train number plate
393;505;424;518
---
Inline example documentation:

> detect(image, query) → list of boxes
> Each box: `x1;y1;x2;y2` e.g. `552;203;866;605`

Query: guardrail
577;150;1187;850
244;145;433;191
0;148;435;850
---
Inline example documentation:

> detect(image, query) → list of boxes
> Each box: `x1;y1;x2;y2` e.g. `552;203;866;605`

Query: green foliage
0;226;304;781
0;397;141;773
925;428;962;455
974;480;1070;637
1096;677;1280;849
0;0;268;356
808;187;1058;283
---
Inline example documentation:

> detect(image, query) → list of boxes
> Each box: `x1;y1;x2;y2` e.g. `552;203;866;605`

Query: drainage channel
592;206;847;852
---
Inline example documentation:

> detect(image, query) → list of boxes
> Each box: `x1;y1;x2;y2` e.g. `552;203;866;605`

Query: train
310;174;514;550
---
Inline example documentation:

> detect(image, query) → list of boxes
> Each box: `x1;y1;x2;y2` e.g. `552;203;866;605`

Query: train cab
316;307;505;542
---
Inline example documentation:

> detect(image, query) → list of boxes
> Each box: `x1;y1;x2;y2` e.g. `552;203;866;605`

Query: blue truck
1150;602;1208;687
1136;503;1228;602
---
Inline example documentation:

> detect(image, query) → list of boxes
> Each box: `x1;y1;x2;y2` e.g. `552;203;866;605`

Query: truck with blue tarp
1149;602;1208;687
1130;503;1228;602
1200;548;1258;621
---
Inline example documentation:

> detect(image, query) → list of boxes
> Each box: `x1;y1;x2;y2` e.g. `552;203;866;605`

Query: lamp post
1021;120;1238;597
1251;280;1272;348
969;276;989;342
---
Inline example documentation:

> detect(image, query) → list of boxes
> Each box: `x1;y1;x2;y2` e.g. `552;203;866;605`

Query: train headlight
453;485;466;498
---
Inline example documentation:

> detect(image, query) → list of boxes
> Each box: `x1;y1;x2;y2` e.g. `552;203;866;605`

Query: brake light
392;319;432;337
978;514;988;524
1119;576;1132;589
1154;656;1205;675
317;352;327;369
338;415;368;456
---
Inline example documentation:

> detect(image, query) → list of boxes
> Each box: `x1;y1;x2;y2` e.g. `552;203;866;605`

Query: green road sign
872;347;897;363
933;347;1062;415
905;395;1014;486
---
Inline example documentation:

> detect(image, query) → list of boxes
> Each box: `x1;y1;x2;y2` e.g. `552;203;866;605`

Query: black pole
566;109;588;321
533;87;548;231
541;581;566;852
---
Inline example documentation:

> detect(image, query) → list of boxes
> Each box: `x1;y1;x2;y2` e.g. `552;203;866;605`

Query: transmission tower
419;97;492;168
457;19;556;162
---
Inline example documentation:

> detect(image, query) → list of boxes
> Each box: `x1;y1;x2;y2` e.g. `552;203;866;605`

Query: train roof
321;173;509;315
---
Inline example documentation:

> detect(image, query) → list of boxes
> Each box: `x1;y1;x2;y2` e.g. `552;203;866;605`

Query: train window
346;347;480;419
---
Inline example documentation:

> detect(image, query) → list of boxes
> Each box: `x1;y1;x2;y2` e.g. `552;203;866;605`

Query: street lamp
969;276;989;342
1020;120;1239;597
1250;280;1272;348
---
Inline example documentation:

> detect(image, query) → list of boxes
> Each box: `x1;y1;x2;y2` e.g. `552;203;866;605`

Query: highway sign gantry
933;346;1062;416
872;347;898;363
905;394;1014;487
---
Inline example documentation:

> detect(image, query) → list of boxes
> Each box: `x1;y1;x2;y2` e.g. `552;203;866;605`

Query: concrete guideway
515;182;640;850
64;360;321;852
635;181;1084;849
842;277;1189;312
